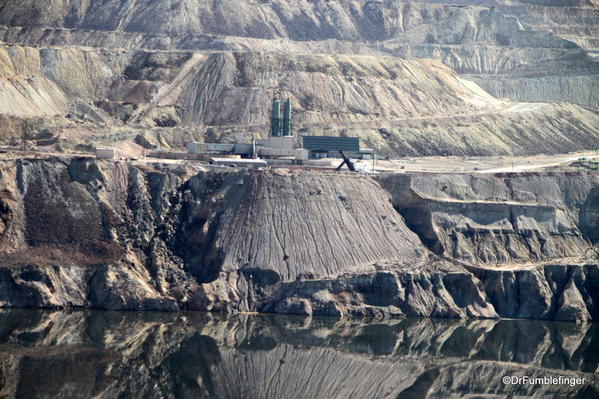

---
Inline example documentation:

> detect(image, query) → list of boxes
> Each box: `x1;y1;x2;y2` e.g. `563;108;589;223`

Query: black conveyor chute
336;151;357;172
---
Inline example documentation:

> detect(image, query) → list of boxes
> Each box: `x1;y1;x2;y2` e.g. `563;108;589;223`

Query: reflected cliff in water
0;310;598;398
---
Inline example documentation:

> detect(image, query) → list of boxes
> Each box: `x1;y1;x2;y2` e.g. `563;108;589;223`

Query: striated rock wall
379;172;598;263
1;0;596;107
0;158;597;321
1;43;598;157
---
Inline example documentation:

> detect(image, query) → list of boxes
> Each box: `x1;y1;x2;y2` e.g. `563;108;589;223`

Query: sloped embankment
1;44;599;157
1;0;597;108
0;158;597;321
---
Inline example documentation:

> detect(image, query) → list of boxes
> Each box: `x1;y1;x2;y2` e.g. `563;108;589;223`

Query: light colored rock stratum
0;44;597;157
1;0;597;105
0;0;597;155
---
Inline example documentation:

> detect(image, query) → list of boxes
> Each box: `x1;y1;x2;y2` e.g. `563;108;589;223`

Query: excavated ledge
377;172;598;264
0;158;597;321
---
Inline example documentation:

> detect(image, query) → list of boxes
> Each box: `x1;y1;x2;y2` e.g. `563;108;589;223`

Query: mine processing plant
186;98;372;166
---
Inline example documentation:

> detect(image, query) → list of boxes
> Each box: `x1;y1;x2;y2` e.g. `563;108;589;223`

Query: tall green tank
270;99;281;136
283;98;292;136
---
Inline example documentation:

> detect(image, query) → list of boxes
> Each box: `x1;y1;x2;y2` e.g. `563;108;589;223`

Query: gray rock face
471;263;599;322
197;171;424;282
0;158;597;321
262;266;499;319
379;172;598;264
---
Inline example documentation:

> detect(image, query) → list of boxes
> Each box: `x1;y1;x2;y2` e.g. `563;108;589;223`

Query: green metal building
302;136;360;158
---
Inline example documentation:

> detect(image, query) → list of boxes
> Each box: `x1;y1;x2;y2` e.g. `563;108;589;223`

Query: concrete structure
358;149;374;160
96;148;117;160
210;157;267;169
188;142;235;154
293;148;309;161
188;99;305;162
257;136;295;152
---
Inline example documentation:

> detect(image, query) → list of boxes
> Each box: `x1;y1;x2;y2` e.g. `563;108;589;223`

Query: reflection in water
0;310;597;398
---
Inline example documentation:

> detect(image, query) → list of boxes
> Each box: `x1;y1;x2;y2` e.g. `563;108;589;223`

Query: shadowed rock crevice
393;200;445;256
581;186;599;243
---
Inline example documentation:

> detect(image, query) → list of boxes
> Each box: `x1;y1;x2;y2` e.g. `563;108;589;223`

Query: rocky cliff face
0;310;598;398
0;158;597;321
379;172;599;263
0;0;597;155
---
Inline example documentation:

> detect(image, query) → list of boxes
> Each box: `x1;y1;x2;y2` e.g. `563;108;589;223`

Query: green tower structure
283;98;292;136
270;99;281;137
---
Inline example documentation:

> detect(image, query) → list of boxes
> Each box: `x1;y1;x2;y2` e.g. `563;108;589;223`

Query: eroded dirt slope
1;44;598;157
0;0;597;154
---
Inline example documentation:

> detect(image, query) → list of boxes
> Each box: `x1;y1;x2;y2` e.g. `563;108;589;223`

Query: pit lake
1;310;597;398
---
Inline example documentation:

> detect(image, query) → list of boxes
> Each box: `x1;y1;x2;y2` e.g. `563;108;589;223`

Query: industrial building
301;136;372;159
95;148;117;160
187;98;371;166
188;98;307;161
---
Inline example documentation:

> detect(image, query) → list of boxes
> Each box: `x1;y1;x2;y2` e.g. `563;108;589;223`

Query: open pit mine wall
0;158;598;321
1;0;597;108
1;44;598;158
377;172;599;264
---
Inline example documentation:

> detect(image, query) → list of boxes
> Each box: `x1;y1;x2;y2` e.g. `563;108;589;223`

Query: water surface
0;310;597;398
